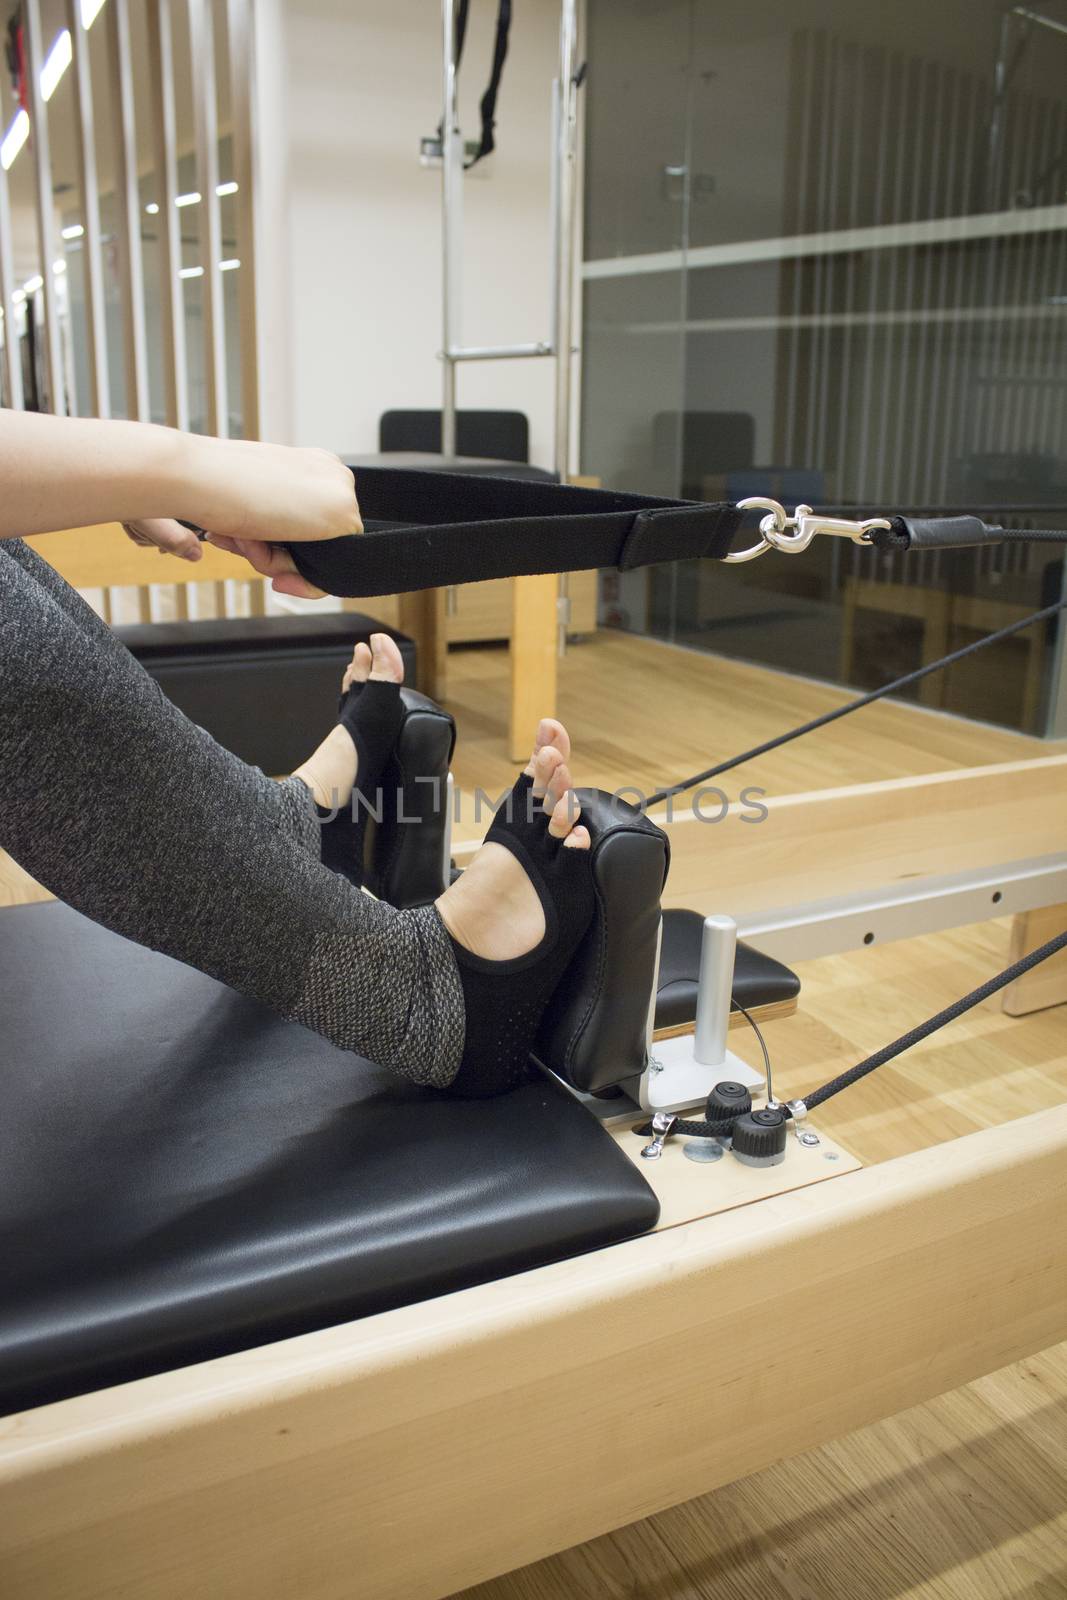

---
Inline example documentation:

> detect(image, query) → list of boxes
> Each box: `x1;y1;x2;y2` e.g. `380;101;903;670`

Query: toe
531;744;563;799
343;641;372;693
523;717;571;777
542;760;572;815
547;788;582;840
368;632;405;684
562;824;591;851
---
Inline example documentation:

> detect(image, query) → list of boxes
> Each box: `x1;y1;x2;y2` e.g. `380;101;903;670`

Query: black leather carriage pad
0;904;659;1416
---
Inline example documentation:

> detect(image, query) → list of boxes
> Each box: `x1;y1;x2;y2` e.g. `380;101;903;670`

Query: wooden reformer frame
2;747;1064;1600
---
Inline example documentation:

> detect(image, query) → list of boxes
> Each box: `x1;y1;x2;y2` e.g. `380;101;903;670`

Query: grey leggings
0;538;465;1087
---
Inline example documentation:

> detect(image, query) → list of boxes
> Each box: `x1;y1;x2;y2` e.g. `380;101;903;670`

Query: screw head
683;1138;725;1164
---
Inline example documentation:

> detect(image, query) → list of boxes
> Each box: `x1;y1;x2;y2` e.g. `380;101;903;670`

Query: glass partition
582;0;1067;735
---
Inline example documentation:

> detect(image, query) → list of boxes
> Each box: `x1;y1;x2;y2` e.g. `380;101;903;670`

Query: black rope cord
804;926;1067;1109
872;519;1067;552
995;529;1067;541
645;595;1066;808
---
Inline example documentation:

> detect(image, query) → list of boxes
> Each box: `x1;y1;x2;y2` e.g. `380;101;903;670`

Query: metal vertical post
553;1;579;656
552;0;578;481
227;0;261;439
0;155;24;409
548;76;561;353
189;0;228;437
693;915;738;1068
66;0;109;417
146;0;188;431
441;0;461;457
437;0;582;658
107;0;149;420
23;0;64;412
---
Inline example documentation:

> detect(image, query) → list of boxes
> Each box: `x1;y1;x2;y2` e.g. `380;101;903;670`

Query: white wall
264;0;563;466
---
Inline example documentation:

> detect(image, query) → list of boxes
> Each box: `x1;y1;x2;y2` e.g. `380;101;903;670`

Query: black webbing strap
467;0;511;167
285;468;743;598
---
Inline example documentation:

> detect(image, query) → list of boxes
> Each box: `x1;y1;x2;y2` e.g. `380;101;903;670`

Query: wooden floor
3;628;1065;1597
436;633;1067;1600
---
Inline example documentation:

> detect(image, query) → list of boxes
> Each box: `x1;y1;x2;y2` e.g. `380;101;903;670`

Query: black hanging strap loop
466;0;511;168
436;0;512;169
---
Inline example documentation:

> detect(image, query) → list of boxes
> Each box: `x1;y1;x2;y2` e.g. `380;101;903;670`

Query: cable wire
634;927;1067;1139
645;596;1066;808
803;926;1067;1111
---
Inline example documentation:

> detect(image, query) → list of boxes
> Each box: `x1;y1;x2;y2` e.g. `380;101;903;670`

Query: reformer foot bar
279;467;1067;598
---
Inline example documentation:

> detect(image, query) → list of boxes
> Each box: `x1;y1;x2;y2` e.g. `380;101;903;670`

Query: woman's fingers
122;518;203;563
204;533;325;598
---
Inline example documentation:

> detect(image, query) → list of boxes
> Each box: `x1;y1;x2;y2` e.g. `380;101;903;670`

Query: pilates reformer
1;471;1065;1600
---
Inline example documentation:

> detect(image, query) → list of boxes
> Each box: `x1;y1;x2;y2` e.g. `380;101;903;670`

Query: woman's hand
164;435;358;596
0;412;352;597
179;437;360;595
182;436;362;544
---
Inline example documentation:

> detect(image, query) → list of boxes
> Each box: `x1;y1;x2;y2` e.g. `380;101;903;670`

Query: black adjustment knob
706;1081;752;1122
731;1106;788;1167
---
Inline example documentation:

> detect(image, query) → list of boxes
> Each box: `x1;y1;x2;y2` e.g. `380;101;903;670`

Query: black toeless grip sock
317;679;404;886
443;772;595;1098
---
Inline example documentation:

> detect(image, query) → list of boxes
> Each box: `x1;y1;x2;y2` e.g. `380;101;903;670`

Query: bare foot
435;721;590;962
293;632;404;808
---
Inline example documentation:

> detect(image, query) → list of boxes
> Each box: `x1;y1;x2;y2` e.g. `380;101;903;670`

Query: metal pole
65;0;109;417
0;155;24;409
145;0;188;431
107;0;149;420
189;0;228;437
693;915;738;1069
448;341;551;361
227;0;261;439
553;0;579;655
552;0;578;479
441;0;460;458
23;0;64;413
548;75;561;354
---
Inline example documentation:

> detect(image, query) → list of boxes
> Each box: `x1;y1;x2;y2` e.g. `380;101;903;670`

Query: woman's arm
0;410;359;594
2;408;361;596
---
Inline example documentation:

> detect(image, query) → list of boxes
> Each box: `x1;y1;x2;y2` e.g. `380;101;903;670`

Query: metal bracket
787;1098;821;1147
636;914;765;1114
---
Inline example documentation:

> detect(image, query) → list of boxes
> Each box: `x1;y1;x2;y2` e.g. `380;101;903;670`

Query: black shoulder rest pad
286;467;743;597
